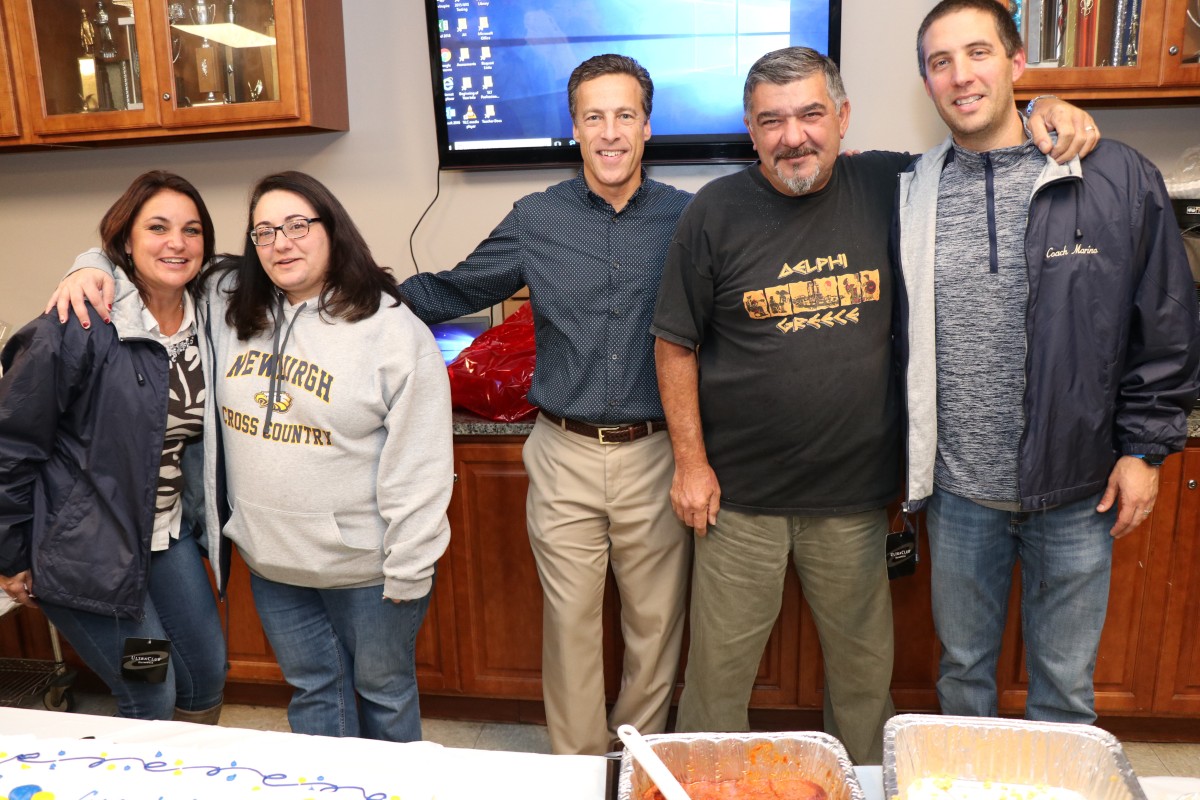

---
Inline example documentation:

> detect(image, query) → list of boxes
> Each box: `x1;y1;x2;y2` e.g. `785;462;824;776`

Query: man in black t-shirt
651;47;1098;765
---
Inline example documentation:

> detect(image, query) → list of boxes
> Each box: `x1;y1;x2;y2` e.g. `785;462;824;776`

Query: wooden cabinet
1151;447;1200;713
0;0;345;148
1014;0;1200;101
0;6;20;141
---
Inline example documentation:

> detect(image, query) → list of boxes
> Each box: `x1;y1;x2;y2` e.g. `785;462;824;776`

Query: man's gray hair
742;47;847;116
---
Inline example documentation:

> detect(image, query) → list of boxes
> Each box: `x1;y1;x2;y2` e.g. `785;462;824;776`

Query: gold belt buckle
596;425;626;445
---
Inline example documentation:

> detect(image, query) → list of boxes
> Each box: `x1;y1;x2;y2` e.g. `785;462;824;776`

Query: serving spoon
616;724;692;800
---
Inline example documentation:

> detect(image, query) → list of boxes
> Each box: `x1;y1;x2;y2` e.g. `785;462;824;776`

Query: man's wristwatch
1132;453;1166;467
1024;94;1057;117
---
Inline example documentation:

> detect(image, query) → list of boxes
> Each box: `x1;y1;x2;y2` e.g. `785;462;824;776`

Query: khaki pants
523;414;691;755
676;507;895;765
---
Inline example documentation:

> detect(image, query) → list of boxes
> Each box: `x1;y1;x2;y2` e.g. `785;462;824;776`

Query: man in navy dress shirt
400;54;693;756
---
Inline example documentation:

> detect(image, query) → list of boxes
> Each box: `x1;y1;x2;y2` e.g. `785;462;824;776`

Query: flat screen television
424;0;841;170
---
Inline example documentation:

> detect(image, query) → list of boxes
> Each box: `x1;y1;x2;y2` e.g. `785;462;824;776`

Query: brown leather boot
172;703;222;725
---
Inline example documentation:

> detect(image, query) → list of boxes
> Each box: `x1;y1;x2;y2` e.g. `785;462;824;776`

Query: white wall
1;0;1198;333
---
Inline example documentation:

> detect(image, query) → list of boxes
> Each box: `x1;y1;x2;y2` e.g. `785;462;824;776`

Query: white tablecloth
0;706;607;800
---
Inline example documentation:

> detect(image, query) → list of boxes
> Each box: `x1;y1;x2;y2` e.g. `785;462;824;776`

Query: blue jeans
38;526;226;719
249;573;430;742
927;488;1114;722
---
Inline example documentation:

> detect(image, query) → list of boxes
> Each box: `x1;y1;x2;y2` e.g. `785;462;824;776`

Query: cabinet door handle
1169;45;1180;55
162;93;172;101
1188;479;1197;490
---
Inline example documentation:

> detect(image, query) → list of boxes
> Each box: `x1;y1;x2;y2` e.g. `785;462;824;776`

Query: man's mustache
774;147;819;160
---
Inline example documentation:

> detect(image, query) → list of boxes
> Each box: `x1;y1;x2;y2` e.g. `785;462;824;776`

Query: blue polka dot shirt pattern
401;171;693;424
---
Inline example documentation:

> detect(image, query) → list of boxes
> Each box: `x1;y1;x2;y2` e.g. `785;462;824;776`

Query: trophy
94;0;118;62
78;7;99;111
168;3;185;63
189;0;223;102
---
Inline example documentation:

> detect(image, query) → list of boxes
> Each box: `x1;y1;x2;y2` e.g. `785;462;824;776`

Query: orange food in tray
641;776;828;800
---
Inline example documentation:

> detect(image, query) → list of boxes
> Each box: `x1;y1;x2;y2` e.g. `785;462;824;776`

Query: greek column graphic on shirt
742;252;881;333
220;348;335;445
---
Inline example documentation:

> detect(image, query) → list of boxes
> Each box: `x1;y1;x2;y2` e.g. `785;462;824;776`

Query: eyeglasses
249;217;322;247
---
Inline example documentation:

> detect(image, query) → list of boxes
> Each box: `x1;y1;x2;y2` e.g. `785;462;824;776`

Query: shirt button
610;354;618;361
611;261;619;271
611;308;620;316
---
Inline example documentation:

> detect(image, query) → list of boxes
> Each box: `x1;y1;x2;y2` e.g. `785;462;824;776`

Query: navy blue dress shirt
401;171;693;424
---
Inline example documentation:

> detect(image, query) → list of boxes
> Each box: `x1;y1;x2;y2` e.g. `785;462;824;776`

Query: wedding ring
1142;509;1152;515
1084;125;1096;131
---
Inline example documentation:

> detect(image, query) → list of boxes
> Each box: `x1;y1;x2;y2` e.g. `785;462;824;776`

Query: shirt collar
572;167;650;212
139;291;196;345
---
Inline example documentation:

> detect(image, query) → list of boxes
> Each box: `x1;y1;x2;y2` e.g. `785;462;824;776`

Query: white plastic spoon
616;724;692;800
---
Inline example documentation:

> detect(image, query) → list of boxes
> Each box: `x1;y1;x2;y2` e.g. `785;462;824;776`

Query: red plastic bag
447;303;538;422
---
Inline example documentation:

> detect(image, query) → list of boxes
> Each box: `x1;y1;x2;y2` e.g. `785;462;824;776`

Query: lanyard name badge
886;512;919;580
121;637;171;683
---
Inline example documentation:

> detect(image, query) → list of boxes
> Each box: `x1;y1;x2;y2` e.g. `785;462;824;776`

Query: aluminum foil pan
617;731;866;800
883;715;1147;800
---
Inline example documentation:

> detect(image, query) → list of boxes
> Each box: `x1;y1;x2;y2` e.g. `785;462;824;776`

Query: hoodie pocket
224;497;381;588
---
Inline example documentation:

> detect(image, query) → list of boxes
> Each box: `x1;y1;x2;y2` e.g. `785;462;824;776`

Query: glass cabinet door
1162;0;1200;82
7;0;160;133
156;0;300;126
1014;0;1166;90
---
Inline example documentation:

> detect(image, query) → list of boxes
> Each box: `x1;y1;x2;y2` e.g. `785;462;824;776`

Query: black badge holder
121;637;170;683
886;511;919;580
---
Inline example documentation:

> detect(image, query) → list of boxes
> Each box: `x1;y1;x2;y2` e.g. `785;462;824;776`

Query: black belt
540;411;667;444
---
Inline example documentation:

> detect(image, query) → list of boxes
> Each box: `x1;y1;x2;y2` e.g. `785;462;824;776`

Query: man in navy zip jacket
895;0;1199;722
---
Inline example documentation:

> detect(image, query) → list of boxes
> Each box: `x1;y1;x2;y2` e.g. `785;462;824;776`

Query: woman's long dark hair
99;170;216;298
225;171;403;340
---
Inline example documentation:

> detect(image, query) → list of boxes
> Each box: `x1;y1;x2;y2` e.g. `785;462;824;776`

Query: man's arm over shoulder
400;207;527;325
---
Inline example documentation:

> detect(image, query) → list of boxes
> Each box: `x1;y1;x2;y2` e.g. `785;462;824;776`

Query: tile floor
15;693;1200;777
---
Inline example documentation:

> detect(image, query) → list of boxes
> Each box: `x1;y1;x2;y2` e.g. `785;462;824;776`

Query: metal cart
0;603;77;712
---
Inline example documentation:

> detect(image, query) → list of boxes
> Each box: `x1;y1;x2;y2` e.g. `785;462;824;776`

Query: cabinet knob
1189;479;1197;490
1169;45;1180;56
162;92;172;101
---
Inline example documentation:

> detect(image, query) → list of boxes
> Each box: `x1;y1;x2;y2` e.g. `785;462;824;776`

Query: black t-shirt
652;153;911;514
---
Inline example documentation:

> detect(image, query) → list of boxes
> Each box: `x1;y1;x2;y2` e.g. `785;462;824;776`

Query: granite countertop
455;409;1200;441
452;409;535;436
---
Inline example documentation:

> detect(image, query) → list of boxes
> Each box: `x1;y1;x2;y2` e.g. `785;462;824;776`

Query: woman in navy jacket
0;171;226;722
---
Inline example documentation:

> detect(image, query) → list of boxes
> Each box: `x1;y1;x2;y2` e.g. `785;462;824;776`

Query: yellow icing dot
174;770;183;775
107;764;116;770
298;777;307;784
33;793;55;800
174;760;183;766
